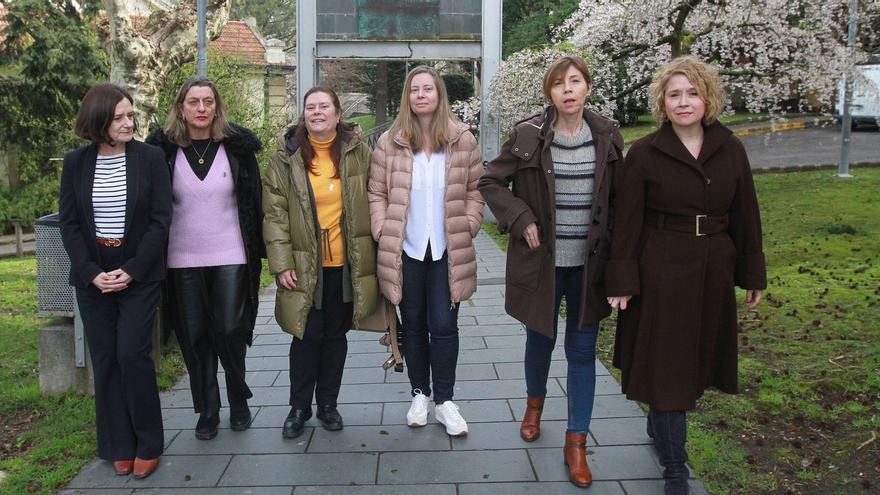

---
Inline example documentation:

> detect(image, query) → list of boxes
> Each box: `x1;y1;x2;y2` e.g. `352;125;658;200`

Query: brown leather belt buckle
695;215;707;236
96;237;123;247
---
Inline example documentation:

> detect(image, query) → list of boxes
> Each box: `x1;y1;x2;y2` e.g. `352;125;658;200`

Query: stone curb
731;117;835;137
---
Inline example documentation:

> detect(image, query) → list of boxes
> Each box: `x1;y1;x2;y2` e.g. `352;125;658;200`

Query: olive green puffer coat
262;126;379;338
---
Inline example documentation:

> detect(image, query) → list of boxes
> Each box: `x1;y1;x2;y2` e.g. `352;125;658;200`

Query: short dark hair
542;56;593;102
74;83;137;144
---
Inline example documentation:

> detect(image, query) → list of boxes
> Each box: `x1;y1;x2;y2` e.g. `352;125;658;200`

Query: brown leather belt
644;210;728;236
96;237;123;247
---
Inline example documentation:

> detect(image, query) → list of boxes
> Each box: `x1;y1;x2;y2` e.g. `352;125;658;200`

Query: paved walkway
62;231;707;494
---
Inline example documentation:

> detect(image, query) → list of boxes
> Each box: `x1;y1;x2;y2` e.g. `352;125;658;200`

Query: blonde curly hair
649;55;726;125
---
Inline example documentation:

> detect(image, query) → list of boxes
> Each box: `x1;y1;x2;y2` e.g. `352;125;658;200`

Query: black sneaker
195;413;220;440
282;408;311;439
316;405;344;431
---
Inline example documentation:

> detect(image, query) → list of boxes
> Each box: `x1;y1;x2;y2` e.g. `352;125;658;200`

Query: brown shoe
520;396;544;442
112;460;133;476
563;431;593;488
133;457;159;479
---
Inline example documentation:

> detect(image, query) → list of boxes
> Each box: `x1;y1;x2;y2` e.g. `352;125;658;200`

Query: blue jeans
400;245;459;404
524;265;599;435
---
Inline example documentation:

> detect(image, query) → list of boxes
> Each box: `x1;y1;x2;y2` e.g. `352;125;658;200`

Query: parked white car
837;64;880;127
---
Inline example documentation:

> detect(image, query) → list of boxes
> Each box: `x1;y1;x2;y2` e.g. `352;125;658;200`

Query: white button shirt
404;150;447;261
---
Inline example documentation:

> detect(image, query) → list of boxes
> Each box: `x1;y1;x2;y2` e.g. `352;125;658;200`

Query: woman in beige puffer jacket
368;66;484;437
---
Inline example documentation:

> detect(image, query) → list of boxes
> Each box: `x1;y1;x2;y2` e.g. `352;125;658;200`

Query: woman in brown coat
606;56;766;494
480;56;624;488
368;66;484;437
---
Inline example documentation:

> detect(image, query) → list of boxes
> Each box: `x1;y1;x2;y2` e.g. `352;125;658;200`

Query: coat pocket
506;239;547;292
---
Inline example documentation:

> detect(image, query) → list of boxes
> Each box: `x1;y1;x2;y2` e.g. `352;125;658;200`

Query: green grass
482;167;880;493
618;112;810;144
348;114;392;134
0;257;185;494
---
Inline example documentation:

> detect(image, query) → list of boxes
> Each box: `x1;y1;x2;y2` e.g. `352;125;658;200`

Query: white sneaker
406;390;430;427
435;400;468;437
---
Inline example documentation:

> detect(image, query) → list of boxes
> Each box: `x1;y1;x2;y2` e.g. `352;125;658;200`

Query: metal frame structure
296;0;502;161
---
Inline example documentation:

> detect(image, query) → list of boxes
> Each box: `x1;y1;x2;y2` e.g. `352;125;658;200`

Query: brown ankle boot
564;431;592;487
520;397;544;442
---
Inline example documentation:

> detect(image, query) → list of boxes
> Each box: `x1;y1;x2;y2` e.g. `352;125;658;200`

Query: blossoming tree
474;0;878;131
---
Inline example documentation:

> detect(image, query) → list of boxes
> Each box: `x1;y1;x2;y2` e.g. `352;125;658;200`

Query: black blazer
59;139;173;288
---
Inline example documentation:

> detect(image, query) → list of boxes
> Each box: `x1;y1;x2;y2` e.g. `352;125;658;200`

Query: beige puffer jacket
368;120;484;305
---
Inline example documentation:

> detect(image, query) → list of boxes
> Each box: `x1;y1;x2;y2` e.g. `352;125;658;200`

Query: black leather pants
170;264;253;417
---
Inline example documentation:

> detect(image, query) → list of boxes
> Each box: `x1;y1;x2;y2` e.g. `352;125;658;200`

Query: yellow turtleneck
307;134;344;267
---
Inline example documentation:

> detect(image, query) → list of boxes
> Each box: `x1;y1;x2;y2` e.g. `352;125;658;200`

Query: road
739;125;880;169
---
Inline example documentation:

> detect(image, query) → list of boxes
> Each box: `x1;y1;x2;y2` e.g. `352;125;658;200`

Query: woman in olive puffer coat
263;86;378;439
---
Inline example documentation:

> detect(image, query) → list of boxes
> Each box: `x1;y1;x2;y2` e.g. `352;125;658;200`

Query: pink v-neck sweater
167;144;247;268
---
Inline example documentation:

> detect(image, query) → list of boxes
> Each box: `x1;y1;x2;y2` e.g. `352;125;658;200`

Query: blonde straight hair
163;77;230;147
388;65;459;152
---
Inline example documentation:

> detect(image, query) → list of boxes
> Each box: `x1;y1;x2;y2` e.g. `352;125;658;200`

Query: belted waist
644;210;728;236
96;237;124;247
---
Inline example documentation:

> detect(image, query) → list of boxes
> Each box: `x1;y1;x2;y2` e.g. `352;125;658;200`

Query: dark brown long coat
605;121;767;411
479;107;624;337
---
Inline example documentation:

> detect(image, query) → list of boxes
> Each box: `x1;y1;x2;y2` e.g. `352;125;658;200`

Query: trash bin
35;213;75;317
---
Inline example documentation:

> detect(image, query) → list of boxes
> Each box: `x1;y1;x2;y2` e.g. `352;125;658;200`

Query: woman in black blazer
59;83;172;479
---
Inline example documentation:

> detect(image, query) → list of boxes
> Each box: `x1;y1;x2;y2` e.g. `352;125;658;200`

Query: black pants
649;408;690;494
170;264;252;416
399;245;459;404
289;267;352;409
76;245;164;461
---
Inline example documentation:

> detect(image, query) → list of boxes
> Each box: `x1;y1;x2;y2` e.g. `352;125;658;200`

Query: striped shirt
551;121;595;267
92;152;127;240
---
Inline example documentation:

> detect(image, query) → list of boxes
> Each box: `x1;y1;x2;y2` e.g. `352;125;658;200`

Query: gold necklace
192;140;213;164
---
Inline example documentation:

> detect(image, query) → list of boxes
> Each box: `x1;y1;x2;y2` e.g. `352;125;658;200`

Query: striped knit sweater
551;121;595;267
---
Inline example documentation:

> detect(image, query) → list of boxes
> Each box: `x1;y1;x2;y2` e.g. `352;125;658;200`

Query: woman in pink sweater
148;77;264;441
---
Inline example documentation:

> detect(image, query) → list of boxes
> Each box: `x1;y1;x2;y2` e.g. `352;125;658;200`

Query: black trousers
289;267;352;409
76;246;164;461
170;264;253;416
649;408;690;494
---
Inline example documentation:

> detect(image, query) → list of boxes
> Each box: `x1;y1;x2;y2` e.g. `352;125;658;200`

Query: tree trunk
103;0;230;136
375;61;388;128
6;145;20;191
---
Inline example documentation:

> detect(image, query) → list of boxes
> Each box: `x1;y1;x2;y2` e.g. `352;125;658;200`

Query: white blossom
486;0;878;131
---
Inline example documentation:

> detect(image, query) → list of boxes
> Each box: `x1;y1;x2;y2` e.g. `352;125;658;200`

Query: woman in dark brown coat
480;56;624;488
605;56;766;494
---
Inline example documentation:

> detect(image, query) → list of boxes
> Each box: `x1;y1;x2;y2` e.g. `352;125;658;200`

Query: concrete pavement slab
377;450;535;484
307;424;451;452
218;453;378;486
293;485;455;495
165;427;310;455
133;489;292;495
458;481;626;495
383;363;497;383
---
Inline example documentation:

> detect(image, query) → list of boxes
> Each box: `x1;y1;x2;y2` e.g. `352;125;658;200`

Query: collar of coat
650;120;733;168
512;106;623;152
279;123;364;155
146;122;262;161
390;119;471;149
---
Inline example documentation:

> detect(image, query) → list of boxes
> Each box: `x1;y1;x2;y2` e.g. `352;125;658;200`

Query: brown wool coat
606;121;767;411
367;120;484;305
478;107;624;338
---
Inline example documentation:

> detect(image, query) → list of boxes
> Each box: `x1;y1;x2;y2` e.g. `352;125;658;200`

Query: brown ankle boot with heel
564;431;592;487
519;396;544;441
